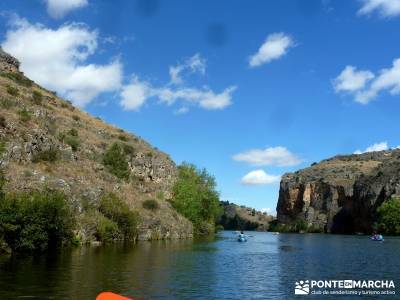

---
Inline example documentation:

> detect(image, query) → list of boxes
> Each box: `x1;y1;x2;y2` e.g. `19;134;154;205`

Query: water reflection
0;233;399;299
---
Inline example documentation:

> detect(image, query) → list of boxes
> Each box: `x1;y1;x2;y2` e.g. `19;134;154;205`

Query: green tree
0;190;75;252
172;163;222;235
377;197;400;235
102;143;130;180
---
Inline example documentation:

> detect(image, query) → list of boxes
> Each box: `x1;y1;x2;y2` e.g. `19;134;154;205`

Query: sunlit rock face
0;49;192;241
277;150;400;233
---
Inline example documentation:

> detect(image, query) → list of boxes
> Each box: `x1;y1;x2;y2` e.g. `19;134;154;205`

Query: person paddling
238;231;247;242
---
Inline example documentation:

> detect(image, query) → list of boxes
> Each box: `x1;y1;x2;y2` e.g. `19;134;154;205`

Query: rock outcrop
276;150;400;233
0;49;193;241
0;47;20;72
218;201;274;231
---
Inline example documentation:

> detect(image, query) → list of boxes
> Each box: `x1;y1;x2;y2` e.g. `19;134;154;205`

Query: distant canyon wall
276;150;400;233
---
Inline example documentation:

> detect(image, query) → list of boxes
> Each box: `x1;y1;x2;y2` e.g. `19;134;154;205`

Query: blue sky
1;0;400;213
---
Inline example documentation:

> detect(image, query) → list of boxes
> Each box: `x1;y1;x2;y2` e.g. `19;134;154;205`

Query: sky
1;0;400;214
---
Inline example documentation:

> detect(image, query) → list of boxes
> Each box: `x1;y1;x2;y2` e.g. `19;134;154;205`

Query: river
0;231;399;299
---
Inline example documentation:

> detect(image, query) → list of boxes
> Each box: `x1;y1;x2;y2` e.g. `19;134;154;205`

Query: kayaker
238;231;245;239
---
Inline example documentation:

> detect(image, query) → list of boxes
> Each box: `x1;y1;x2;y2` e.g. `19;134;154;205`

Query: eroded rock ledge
276;150;400;233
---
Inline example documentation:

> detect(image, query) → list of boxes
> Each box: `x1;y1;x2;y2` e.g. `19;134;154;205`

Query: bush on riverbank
268;219;324;233
268;220;291;233
376;197;400;235
79;195;138;243
0;188;75;253
172;163;222;235
99;193;138;241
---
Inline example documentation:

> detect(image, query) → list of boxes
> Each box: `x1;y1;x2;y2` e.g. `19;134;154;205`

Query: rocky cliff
218;201;274;231
0;48;192;241
276;150;400;233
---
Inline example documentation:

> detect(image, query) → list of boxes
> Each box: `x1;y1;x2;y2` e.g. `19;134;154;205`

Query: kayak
96;292;133;300
371;235;384;241
238;237;247;242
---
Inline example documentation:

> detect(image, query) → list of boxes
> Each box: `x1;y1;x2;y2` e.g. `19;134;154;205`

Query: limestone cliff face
276;150;400;233
0;48;192;241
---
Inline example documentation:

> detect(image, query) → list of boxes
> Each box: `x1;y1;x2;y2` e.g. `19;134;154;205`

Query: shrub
103;143;130;180
307;225;324;233
59;129;80;151
142;199;159;211
268;220;291;233
294;219;308;232
377;197;400;235
215;224;224;232
6;85;18;96
0;98;15;109
18;109;31;122
122;143;135;155
32;90;43;105
23;170;34;177
32;147;59;163
118;134;128;141
65;135;79;151
95;214;120;242
68;128;78;137
0;72;32;87
72;115;80;121
0;115;6;127
0;190;75;253
58;132;66;141
99;193;138;240
172;163;222;235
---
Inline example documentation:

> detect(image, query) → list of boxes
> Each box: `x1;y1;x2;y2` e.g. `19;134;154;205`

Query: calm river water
0;231;399;299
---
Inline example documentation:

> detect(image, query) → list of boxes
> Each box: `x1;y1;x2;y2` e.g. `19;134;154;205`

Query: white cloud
333;66;374;93
120;81;236;111
2;17;122;107
159;86;236;110
261;207;276;216
358;0;400;17
334;58;400;104
120;53;236;112
249;32;294;67
169;53;206;85
233;146;302;167
260;207;272;214
174;107;189;115
120;76;152;111
354;141;388;154
241;170;281;185
45;0;88;19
